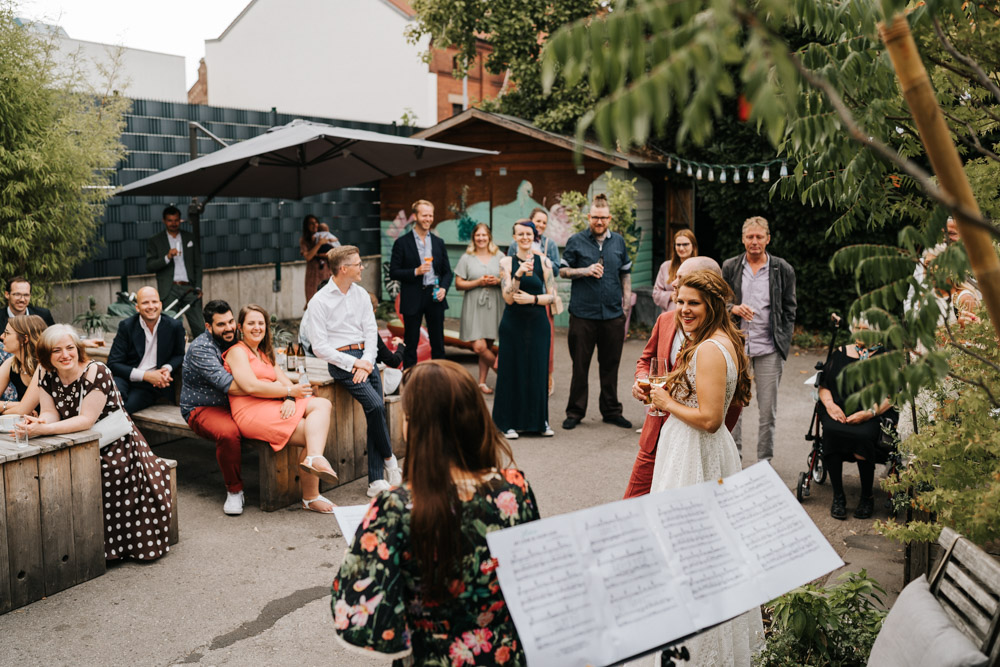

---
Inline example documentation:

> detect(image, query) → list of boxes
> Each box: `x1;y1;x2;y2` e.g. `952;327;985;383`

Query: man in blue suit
108;286;186;413
388;199;453;368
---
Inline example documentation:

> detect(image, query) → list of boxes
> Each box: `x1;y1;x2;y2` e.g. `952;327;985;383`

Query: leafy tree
405;0;601;133
544;0;1000;542
0;4;129;302
560;171;642;263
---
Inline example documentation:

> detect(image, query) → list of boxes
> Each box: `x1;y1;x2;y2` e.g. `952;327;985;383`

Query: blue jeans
328;350;392;483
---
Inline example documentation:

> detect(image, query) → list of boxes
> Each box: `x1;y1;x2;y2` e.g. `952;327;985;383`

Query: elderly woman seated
818;320;897;521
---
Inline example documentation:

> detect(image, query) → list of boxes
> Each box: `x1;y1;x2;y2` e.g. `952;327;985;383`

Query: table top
0;430;100;464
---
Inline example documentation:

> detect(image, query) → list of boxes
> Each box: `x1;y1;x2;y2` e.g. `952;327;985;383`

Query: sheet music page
487;463;842;667
332;503;371;546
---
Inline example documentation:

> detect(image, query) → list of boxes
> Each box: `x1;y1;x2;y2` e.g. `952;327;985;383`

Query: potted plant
271;314;295;369
73;296;113;342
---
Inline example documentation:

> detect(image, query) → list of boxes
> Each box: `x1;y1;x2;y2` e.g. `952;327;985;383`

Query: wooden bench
132;359;405;512
0;431;178;614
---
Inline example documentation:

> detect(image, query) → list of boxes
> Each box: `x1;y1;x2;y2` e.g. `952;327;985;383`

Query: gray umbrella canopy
116;119;497;199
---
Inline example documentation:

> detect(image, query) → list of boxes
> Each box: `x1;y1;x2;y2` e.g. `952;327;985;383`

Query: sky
16;0;252;89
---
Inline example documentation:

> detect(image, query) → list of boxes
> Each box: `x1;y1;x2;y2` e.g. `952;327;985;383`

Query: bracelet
284;396;294;402
534;294;538;305
869;407;877;416
286;385;292;398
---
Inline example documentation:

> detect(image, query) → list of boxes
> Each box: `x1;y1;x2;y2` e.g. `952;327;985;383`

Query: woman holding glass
332;359;539;665
16;324;173;561
0;314;47;414
454;223;504;393
652;229;699;313
493;220;558;439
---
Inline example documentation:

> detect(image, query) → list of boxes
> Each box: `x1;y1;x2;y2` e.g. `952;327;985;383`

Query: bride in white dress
648;270;764;667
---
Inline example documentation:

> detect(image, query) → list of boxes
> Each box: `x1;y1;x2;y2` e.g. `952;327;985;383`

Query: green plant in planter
560;171;642;265
73;296;112;336
270;314;295;350
754;570;886;667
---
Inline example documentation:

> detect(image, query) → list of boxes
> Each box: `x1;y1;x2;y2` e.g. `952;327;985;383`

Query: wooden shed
378;109;689;326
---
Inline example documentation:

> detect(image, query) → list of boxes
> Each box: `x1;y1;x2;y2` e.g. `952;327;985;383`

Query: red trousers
187;406;243;493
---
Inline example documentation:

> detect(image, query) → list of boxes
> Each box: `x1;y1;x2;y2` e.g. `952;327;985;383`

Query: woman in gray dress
455;223;504;393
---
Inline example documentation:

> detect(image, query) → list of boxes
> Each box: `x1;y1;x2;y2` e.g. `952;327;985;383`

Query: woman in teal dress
492;220;558;439
332;360;540;666
455;223;505;393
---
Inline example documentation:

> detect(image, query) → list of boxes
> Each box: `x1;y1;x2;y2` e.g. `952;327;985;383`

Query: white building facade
203;0;437;125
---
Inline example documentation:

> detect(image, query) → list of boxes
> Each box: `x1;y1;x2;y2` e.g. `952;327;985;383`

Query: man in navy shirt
559;193;633;430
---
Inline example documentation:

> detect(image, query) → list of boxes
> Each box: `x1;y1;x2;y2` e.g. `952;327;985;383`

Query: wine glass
648;358;668;417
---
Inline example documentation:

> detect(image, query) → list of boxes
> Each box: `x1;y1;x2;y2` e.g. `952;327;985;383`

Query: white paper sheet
332;503;371;546
486;462;843;667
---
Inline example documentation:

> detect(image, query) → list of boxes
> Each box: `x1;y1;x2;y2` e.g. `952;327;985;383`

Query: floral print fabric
332;468;539;666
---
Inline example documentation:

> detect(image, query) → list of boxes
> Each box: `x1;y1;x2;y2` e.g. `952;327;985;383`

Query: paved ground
0;328;904;666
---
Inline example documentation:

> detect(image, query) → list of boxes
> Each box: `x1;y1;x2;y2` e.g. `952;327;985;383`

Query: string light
779;162;788;178
667;157;672;169
733;169;741;184
761;166;770;183
719;169;727;183
654;148;792;185
686;164;693;177
676;161;682;173
695;166;703;180
747;167;755;183
707;167;715;182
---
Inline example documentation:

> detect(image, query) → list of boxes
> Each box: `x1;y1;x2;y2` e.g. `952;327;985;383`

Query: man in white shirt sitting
107;286;187;413
307;246;401;497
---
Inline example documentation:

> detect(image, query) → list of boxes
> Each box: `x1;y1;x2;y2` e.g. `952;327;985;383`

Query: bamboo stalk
879;14;1000;340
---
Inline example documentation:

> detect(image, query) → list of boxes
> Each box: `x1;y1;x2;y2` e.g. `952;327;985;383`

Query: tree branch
948;372;1000;408
941;110;1000;163
932;17;1000;107
941;313;1000;375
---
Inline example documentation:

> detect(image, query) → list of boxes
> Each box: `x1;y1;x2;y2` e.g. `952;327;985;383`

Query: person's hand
589;262;605;279
731;304;755;321
352;367;370;384
415;262;431;276
167;248;181;259
288;383;312;399
631;379;650;402
512;291;535;305
434;287;446;302
143;369;171;388
515;259;533;277
391;337;404;347
481;275;499;286
15;415;48;437
846;410;873;424
825;403;847;423
279;398;296;419
649;384;671;413
354;359;374;373
193;288;203;299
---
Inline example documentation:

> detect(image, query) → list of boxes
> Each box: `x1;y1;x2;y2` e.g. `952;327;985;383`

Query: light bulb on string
779;162;788;178
719;169;727;184
747;167;755;183
707;168;715;182
686;164;693;177
762;166;770;183
667;157;672;169
695;166;703;180
733;169;741;184
676;161;682;173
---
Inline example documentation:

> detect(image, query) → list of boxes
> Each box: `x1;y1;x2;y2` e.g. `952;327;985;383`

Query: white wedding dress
649;338;764;667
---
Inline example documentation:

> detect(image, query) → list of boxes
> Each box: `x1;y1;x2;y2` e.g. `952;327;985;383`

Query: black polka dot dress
40;362;172;561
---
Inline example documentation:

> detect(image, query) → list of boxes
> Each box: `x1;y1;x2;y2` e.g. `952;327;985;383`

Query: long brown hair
237;304;275;365
401;360;514;601
667;229;699;283
8;314;47;377
667;271;752;407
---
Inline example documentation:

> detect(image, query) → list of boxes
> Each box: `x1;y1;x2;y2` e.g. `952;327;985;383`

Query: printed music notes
486;462;843;667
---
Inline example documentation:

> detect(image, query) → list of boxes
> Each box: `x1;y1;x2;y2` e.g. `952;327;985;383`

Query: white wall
51;36;187;102
205;0;437;125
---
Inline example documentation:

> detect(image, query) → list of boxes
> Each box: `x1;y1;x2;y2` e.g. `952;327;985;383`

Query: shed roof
411;108;666;170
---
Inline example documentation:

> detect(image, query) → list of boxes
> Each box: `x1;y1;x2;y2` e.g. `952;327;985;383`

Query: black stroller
795;313;902;502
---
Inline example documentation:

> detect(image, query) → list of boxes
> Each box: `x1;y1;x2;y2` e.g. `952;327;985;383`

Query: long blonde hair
667;271;752;407
8;314;47;378
667;229;699;283
465;222;499;255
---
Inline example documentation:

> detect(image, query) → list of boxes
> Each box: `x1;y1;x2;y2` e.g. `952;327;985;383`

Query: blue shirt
413;231;437;287
561;229;631;320
180;331;234;420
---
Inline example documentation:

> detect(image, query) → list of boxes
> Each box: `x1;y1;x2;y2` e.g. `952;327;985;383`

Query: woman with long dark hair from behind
332;359;539;665
647;269;763;665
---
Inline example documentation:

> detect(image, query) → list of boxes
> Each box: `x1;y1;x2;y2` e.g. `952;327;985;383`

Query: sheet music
486;462;843;667
332;503;370;546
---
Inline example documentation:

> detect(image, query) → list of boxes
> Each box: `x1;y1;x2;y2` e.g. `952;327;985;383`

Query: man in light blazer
388;199;453;368
146;205;203;336
108;286;186;413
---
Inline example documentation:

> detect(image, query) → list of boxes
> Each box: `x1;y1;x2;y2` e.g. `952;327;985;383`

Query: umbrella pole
274;200;283;295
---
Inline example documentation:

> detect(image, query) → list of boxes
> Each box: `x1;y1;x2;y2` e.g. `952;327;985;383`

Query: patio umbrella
116;118;497;199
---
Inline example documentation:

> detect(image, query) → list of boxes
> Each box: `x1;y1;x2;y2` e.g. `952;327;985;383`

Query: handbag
78;362;133;448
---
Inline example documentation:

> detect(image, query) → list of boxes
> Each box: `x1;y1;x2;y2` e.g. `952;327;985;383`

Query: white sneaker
541;423;555;437
384;455;402;486
367;479;392;497
503;429;519;440
223;491;244;516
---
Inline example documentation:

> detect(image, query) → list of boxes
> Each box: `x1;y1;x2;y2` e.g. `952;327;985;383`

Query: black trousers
566;314;626;420
401;287;446;368
114;376;173;414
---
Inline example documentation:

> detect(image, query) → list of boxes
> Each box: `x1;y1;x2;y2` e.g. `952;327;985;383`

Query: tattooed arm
622;272;632;317
500;256;519;305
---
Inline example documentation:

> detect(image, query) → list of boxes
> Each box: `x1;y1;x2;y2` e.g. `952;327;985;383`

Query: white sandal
301;495;336;514
300;455;339;484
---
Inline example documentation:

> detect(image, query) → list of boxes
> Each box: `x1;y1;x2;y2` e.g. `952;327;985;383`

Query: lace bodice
673;338;737;410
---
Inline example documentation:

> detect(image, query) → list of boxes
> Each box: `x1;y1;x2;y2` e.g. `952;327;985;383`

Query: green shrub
754;570;886;667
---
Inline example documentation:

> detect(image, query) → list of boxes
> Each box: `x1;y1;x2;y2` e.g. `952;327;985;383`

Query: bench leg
258;443;302;512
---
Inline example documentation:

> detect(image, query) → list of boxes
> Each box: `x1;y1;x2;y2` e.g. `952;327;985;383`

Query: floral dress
39;361;172;561
332;468;539;666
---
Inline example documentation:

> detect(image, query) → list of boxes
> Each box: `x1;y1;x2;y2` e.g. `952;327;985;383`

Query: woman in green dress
455;223;505;393
492;220;558;439
332;359;540;666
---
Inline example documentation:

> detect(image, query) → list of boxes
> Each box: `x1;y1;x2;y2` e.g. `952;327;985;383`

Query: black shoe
603;415;633;429
562;417;581;430
830;493;847;520
853;496;875;519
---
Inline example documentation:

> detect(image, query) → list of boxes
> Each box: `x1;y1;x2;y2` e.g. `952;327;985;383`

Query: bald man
108;286;187;413
624;257;742;498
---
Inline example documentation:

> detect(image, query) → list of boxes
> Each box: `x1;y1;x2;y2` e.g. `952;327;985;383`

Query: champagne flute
648;358;668;416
